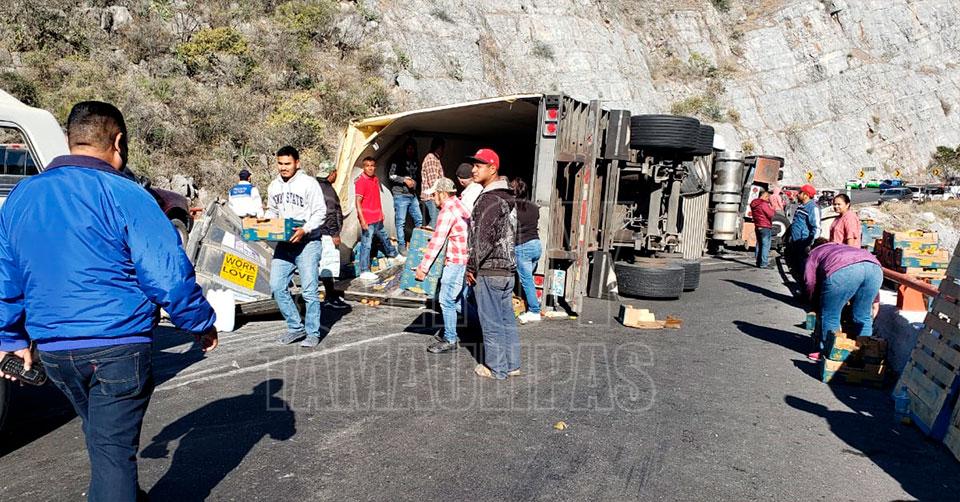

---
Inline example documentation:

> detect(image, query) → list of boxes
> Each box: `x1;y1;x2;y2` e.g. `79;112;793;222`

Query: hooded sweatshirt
468;179;517;276
266;170;326;241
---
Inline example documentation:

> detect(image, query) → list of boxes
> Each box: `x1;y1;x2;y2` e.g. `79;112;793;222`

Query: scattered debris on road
619;305;683;329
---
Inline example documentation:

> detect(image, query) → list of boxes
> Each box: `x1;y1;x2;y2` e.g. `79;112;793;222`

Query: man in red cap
465;148;521;380
787;183;821;283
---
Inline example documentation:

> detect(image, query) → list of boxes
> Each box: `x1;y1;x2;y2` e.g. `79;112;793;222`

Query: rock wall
365;0;960;185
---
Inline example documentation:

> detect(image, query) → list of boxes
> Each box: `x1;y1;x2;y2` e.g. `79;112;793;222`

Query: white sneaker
359;271;378;282
518;312;542;324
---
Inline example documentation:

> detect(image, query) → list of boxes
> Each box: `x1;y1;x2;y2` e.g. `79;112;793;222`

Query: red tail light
543;106;559;137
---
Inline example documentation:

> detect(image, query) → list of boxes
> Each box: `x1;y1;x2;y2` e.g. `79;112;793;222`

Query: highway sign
893;169;902;178
805;171;814;182
857;169;865;178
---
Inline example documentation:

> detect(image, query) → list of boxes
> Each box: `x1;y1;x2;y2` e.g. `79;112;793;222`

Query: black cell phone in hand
0;354;47;386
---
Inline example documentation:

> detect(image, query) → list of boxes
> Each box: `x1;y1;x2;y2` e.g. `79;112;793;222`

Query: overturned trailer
329;94;720;312
190;94;760;317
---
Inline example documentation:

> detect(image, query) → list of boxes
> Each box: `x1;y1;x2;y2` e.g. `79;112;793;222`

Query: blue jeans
271;240;322;338
423;200;439;229
40;343;153;502
474;275;521;379
515;239;542;314
818;261;883;352
393;194;423;251
755;227;772;268
358;221;398;272
439;263;467;343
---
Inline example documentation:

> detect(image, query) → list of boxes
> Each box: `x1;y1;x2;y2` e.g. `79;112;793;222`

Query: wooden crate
899;296;960;439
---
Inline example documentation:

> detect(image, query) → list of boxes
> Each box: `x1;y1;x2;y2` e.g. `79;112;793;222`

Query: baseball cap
467;148;500;168
800;184;817;197
238;169;251;180
316;161;336;178
456;162;474;179
424;177;458;195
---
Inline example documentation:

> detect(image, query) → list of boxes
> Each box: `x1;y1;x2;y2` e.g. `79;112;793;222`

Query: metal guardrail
881;266;940;297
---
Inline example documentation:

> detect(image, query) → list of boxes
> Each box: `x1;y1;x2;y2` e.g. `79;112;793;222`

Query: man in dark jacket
388;138;423;254
0;101;218;501
466;148;520;380
316;161;347;309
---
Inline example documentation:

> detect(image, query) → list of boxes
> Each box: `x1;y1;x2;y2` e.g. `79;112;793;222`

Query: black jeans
40;343;153;502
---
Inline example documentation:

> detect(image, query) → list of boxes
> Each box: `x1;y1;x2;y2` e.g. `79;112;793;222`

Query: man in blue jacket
0;101;218;501
788;184;821;283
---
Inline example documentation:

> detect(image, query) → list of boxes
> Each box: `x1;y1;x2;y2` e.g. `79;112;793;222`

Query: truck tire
614;260;684;299
771;213;790;242
171;218;189;247
652;254;702;291
679;259;701;291
629;115;700;151
692;125;715;156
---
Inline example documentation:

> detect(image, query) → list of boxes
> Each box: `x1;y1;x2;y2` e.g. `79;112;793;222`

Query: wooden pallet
898;241;960;438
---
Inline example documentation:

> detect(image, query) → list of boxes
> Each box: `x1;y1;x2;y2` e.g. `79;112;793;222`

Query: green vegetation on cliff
0;0;393;196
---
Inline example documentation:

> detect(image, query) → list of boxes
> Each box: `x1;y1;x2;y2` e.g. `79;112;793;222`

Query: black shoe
427;340;458;354
325;297;350;309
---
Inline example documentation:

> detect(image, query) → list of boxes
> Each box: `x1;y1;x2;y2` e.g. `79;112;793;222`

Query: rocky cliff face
363;0;960;186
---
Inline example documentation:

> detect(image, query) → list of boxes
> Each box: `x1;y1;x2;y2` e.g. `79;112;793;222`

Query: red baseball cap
800;184;817;197
468;148;500;169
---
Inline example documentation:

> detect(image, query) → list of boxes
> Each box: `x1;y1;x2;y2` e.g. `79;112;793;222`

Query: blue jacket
0;155;215;352
790;199;821;246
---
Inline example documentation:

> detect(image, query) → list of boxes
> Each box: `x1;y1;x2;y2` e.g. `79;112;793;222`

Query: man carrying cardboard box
267;146;327;348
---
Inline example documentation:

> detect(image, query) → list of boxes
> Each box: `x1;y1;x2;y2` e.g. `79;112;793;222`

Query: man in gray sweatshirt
266;146;327;348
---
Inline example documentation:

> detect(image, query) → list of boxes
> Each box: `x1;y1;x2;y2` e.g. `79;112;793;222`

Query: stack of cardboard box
874;230;950;288
821;332;889;387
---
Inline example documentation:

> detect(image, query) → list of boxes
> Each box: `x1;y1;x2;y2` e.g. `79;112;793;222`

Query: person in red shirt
830;194;862;248
750;189;776;268
355;157;400;275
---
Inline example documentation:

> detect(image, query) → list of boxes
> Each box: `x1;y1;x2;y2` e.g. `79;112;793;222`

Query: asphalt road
1;255;959;501
849;188;883;205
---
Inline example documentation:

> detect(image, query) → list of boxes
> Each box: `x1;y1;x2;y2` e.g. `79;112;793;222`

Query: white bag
207;288;236;333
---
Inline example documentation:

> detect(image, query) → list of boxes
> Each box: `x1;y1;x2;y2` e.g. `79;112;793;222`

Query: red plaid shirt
417;196;470;273
420;153;443;200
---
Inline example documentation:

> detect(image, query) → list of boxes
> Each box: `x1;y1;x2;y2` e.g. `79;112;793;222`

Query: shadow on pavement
785;391;960;500
725;279;801;307
403;312;485;364
142;378;296;501
735;320;811;355
0;326;215;458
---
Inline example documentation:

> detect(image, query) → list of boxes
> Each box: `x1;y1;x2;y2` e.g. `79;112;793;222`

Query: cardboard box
883;230;938;251
826;333;860;362
620;305;656;326
821;358;886;386
857;336;888;364
400;227;446;296
241;217;304;242
891;248;950;268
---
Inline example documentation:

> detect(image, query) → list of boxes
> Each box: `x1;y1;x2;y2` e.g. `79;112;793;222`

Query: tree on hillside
929;145;960;182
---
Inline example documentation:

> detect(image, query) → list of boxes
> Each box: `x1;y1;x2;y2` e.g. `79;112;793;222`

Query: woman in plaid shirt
415;177;471;354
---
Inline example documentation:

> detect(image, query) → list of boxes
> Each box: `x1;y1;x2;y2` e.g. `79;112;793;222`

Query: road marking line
155;331;411;391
